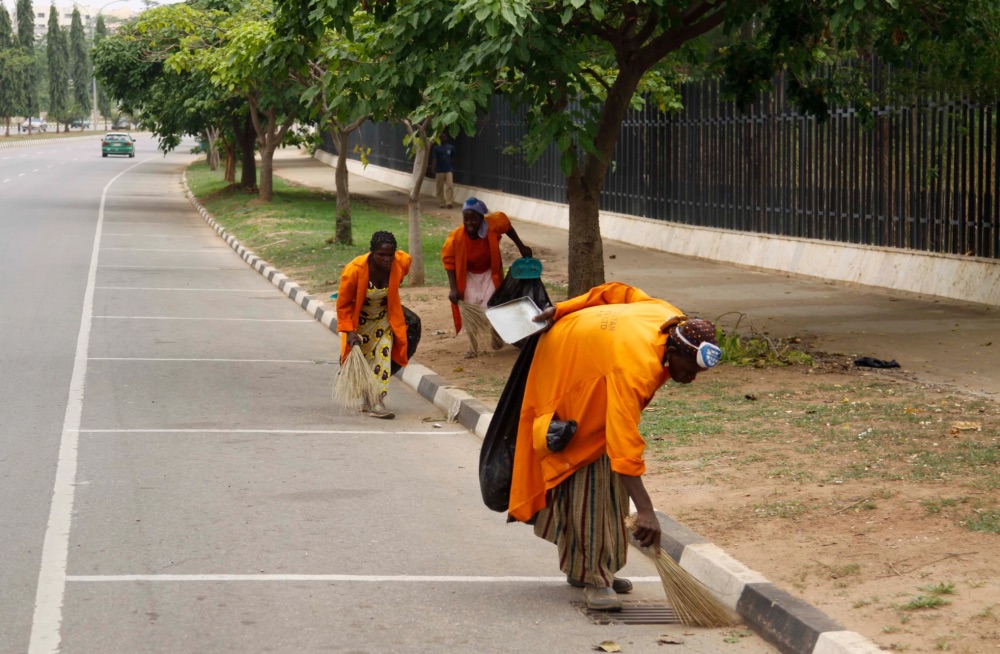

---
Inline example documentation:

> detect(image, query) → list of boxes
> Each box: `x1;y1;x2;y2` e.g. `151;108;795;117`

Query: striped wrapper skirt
532;455;629;589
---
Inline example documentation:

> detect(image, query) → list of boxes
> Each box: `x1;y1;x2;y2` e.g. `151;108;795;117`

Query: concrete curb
180;172;881;654
0;135;98;149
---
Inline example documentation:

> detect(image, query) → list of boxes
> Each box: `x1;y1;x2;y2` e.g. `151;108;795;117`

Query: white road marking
88;357;330;363
2;179;9;183
33;168;40;172
100;248;229;252
98;265;245;270
95;287;267;292
93;316;314;322
67;574;663;583
29;158;149;654
78;429;466;435
103;221;202;227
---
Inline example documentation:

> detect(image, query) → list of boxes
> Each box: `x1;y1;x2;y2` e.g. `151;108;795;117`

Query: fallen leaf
949;421;981;435
656;635;685;645
594;642;621;653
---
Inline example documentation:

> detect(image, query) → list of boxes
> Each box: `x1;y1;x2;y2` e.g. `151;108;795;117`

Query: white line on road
77;429;465;435
88;357;331;363
95;287;269;292
2;178;9;183
103;221;203;227
29;157;149;654
67;574;662;583
100;248;230;252
98;265;245;270
93;316;314;322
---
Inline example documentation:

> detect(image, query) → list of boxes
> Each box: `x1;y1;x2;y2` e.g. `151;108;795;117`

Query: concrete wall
314;150;1000;307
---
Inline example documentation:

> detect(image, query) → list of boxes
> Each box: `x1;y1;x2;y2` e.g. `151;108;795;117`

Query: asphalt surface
1;139;778;653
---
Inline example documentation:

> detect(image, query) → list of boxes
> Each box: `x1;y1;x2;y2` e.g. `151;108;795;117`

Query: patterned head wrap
671;318;722;369
463;197;488;217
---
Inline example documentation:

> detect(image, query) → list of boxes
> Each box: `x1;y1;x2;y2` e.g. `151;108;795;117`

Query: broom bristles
626;517;739;627
458;301;496;352
333;346;382;409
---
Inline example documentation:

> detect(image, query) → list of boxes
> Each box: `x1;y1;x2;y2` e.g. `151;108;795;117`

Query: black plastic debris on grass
854;357;901;369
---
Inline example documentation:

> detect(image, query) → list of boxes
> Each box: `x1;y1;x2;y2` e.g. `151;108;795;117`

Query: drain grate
577;601;680;625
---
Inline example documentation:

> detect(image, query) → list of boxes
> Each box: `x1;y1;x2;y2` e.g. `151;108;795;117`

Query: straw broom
626;516;739;628
332;346;382;410
458;301;496;353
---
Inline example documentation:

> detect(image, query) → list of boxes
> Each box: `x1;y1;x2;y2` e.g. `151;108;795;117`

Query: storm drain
577;601;680;625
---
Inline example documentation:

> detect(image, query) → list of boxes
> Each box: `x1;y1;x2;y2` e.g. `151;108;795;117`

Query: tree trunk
259;146;275;201
232;112;257;192
407;127;431;286
224;140;236;183
334;129;352;244
566;172;605;297
248;100;296;203
563;68;642;296
205;126;220;171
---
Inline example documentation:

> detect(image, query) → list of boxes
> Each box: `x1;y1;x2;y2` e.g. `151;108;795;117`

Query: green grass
899;594;951;611
185;161;453;296
919;582;956;595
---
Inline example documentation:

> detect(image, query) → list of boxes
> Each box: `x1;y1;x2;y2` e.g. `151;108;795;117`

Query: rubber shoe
567;576;633;594
583;585;622;611
368;403;395;419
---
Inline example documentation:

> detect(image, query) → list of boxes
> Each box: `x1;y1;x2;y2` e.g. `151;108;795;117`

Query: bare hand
519;246;533;259
346;331;362;349
532;306;556;324
631;509;661;548
448;288;462;305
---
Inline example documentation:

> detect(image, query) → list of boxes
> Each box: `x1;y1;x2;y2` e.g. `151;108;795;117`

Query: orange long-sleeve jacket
336;250;412;367
440;211;512;333
507;282;685;522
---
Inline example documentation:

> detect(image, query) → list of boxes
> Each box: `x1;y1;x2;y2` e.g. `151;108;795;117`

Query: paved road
1;140;777;653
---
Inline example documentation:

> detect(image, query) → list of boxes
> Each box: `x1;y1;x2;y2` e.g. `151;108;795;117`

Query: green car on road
102;133;135;158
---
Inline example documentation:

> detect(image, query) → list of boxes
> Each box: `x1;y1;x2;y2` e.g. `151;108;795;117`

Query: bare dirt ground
313;237;1000;654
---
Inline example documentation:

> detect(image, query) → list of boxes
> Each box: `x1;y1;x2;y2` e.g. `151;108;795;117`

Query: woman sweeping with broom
441;197;533;357
335;231;411;419
506;283;723;613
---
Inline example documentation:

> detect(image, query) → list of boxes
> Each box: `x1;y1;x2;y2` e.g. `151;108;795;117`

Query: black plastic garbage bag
488;270;552;349
488;269;552;313
853;357;900;369
479;333;541;512
391;306;422;376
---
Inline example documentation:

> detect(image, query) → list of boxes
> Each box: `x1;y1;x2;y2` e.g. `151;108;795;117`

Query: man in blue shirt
431;134;457;209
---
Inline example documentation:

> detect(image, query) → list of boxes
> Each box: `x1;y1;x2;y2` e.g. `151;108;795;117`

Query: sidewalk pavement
184;147;1000;654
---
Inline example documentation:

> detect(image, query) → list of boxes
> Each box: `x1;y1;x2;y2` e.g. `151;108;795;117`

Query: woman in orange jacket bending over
336;231;411;419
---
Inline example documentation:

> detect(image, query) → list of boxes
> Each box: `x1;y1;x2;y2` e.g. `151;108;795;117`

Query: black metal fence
325;75;1000;260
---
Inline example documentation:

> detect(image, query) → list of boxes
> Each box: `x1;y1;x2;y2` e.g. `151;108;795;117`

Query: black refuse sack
546;419;577;453
403;305;421;358
854;357;900;369
391;306;422;376
479;333;541;512
487;270;552;348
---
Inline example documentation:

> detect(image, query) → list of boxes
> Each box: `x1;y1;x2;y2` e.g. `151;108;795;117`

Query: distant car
112;118;131;130
70;118;90;129
102;132;135;158
21;118;47;133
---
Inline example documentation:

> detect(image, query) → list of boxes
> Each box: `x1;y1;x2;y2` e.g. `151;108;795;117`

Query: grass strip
185;161;452;298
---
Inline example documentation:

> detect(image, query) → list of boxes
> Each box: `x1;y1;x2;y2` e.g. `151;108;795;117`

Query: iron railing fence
323;76;1000;260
